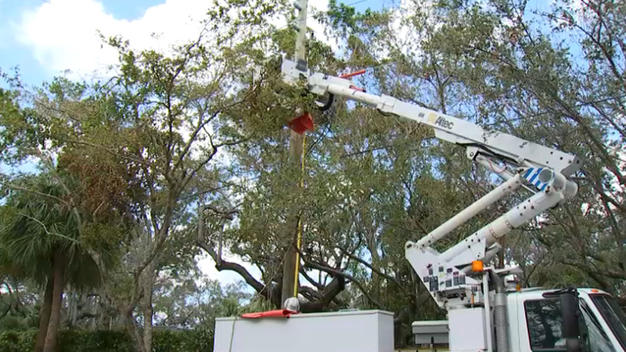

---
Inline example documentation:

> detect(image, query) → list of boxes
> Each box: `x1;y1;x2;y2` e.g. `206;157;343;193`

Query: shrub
0;330;36;352
0;329;212;352
58;330;133;352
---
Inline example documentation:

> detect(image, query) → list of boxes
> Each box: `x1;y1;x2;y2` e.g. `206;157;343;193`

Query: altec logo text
435;116;454;130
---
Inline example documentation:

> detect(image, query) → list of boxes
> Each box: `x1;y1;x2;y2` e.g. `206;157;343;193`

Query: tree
153;276;250;331
2;1;298;351
319;0;625;302
0;174;102;352
410;0;624;295
194;7;357;312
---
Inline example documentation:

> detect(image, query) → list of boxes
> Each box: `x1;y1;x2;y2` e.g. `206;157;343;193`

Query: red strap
241;309;298;319
349;85;366;92
340;69;366;79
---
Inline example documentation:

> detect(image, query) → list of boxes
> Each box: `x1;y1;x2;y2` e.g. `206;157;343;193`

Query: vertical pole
293;136;306;297
294;0;308;63
491;272;509;352
280;0;308;307
483;273;493;352
291;0;308;299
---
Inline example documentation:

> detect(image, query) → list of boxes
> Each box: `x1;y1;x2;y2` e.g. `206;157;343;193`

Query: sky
0;0;389;286
0;0;389;87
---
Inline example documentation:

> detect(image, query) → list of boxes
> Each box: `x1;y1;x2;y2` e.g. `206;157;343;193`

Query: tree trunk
43;251;66;352
142;269;154;352
34;278;54;352
280;130;305;306
124;305;146;352
281;237;298;306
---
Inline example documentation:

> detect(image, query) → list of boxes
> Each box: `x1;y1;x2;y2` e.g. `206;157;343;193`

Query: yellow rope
293;134;306;297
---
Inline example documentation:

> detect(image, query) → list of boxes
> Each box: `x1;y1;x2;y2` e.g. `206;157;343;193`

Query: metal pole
292;0;308;298
294;0;308;63
483;273;493;352
491;272;509;352
281;0;309;307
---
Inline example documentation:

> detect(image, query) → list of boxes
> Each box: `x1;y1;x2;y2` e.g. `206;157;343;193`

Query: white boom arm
282;59;580;176
281;58;579;308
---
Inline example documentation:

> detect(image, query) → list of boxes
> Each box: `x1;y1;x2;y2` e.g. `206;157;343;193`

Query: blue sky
0;0;387;88
0;0;163;84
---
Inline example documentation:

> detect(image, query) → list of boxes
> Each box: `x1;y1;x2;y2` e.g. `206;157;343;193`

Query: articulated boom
281;58;580;309
282;59;580;176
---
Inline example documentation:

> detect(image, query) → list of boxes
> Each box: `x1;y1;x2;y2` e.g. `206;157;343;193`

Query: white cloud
17;0;211;80
308;1;339;52
17;0;334;81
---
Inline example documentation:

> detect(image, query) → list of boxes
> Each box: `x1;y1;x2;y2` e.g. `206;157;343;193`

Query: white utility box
448;308;487;351
412;320;449;345
214;310;394;352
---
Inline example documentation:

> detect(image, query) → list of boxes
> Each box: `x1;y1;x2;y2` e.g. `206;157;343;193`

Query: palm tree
0;174;102;352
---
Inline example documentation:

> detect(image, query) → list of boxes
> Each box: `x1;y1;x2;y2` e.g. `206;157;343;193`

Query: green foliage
58;330;132;352
153;278;251;331
0;330;37;352
0;329;212;352
326;0;382;34
152;329;212;352
0;174;102;288
0;280;39;331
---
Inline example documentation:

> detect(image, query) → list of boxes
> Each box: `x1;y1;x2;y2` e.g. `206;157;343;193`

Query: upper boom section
282;59;581;176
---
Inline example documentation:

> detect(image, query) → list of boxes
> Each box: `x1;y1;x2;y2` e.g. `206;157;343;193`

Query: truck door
521;297;620;352
523;298;567;351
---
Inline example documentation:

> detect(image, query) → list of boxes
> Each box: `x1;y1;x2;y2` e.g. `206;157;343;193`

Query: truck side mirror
560;290;583;352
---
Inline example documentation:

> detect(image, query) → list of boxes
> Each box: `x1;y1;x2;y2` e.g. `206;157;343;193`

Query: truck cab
413;288;625;351
507;288;626;352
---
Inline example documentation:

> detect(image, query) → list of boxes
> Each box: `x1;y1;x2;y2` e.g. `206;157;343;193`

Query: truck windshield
590;294;626;350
